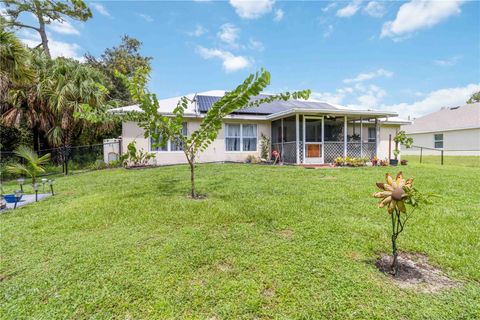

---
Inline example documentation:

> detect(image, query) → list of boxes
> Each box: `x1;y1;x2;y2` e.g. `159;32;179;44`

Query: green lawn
1;163;479;319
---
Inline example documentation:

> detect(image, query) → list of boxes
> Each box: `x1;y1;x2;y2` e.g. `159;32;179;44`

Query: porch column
360;117;363;158
375;119;380;156
343;116;347;158
281;118;284;158
295;114;300;164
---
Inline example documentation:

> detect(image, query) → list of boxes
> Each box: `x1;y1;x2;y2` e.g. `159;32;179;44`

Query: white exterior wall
403;128;480;156
122;119;270;165
377;124;400;160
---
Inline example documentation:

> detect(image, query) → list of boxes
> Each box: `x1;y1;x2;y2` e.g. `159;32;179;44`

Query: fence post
64;146;69;175
441;150;444;165
420;147;423;163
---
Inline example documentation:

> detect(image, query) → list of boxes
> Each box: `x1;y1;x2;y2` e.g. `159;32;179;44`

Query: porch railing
272;141;297;163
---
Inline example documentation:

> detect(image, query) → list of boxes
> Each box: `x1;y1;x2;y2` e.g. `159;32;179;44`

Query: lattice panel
282;142;297;163
324;142;344;163
299;141;303;163
347;143;362;158
362;143;376;159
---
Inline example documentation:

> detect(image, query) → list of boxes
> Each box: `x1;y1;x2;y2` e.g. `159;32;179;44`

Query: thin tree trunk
189;158;196;198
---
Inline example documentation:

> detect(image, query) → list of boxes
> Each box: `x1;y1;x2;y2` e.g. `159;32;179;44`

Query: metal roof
196;94;338;115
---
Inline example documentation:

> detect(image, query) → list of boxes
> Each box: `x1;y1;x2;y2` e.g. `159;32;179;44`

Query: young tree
2;0;92;58
127;67;310;198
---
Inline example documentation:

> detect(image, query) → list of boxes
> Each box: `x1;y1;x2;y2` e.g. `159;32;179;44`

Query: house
110;90;410;165
402;104;480;156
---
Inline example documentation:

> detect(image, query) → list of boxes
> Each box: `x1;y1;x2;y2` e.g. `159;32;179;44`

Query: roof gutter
265;108;398;120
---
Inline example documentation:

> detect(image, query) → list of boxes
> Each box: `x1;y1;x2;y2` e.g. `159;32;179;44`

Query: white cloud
48;20;80;35
19;29;84;61
381;0;464;38
343;69;393;83
384;84;480;117
248;38;264;51
188;25;207;37
363;1;386;18
229;0;275;19
196;46;251;72
137;13;153;22
434;55;462;67
353;85;387;109
90;2;110;17
273;8;284;21
336;0;362;17
322;2;337;13
323;24;334;38
217;23;240;47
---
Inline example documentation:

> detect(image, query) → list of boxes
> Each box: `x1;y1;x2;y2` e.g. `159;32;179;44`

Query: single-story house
402;104;480;156
110;90;410;165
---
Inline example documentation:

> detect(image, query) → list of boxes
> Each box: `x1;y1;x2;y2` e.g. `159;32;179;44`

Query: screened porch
270;114;379;164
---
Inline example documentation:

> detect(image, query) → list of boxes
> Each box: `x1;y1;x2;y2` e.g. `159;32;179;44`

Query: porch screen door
304;117;324;164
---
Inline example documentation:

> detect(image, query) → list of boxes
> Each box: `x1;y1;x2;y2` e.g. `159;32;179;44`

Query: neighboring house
402;104;480;156
110;90;410;165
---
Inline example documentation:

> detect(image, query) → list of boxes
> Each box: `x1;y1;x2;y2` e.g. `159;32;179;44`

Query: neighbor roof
403;104;480;134
109;90;398;119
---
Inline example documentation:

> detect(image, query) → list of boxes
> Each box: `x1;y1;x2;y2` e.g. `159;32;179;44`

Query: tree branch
9;21;40;32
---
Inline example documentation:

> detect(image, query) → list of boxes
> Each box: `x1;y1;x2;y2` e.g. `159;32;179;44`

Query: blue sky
5;0;480;118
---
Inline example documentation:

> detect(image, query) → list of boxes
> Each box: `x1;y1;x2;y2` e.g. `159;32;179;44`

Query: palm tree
45;58;109;149
6;145;50;184
2;49;53;151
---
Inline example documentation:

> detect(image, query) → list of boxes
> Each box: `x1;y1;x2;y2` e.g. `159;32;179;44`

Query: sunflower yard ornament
373;172;416;276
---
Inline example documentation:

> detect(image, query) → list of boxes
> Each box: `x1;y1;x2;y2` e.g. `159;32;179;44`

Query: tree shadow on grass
156;178;188;196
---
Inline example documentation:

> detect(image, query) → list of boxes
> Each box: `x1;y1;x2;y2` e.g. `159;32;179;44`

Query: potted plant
391;131;413;166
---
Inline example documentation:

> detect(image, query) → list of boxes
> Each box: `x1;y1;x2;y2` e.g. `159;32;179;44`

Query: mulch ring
375;252;461;293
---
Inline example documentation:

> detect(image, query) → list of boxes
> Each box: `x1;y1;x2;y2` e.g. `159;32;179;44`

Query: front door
303;117;324;164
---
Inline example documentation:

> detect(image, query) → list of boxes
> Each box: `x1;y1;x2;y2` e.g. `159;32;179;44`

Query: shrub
120;141;154;167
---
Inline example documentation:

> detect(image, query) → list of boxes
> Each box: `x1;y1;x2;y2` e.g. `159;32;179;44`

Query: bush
245;154;261;164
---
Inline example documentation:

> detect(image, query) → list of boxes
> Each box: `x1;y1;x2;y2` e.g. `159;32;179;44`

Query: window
368;127;376;143
151;123;187;152
434;133;443;149
225;123;257;151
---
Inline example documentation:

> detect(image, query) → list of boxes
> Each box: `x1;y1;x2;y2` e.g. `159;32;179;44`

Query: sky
3;0;480;118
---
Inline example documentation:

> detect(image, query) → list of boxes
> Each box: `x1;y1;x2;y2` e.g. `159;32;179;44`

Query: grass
1;163;479;319
402;155;480;168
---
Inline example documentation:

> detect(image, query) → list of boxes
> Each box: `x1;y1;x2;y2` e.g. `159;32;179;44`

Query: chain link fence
402;145;480;167
0;141;122;182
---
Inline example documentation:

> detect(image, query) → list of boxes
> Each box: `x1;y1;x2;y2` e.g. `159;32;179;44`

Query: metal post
441;150;444;165
344;116;347;158
420;147;423;163
295;114;300;164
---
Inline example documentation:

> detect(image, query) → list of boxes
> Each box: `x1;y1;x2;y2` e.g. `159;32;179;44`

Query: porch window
225;123;257;151
368;127;376;143
434;133;443;149
151;122;187;152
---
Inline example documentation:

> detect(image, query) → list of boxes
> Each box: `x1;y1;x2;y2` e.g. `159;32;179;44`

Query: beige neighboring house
402;104;480;156
109;90;410;165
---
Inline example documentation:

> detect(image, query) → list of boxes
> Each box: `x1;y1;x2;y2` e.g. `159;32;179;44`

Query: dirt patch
278;229;294;240
376;252;461;293
262;287;276;298
187;193;208;200
215;262;233;273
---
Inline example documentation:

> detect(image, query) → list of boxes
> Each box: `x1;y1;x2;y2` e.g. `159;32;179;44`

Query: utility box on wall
103;138;121;164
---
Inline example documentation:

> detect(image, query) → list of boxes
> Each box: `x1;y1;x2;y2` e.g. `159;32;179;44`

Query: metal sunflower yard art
373;172;431;276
